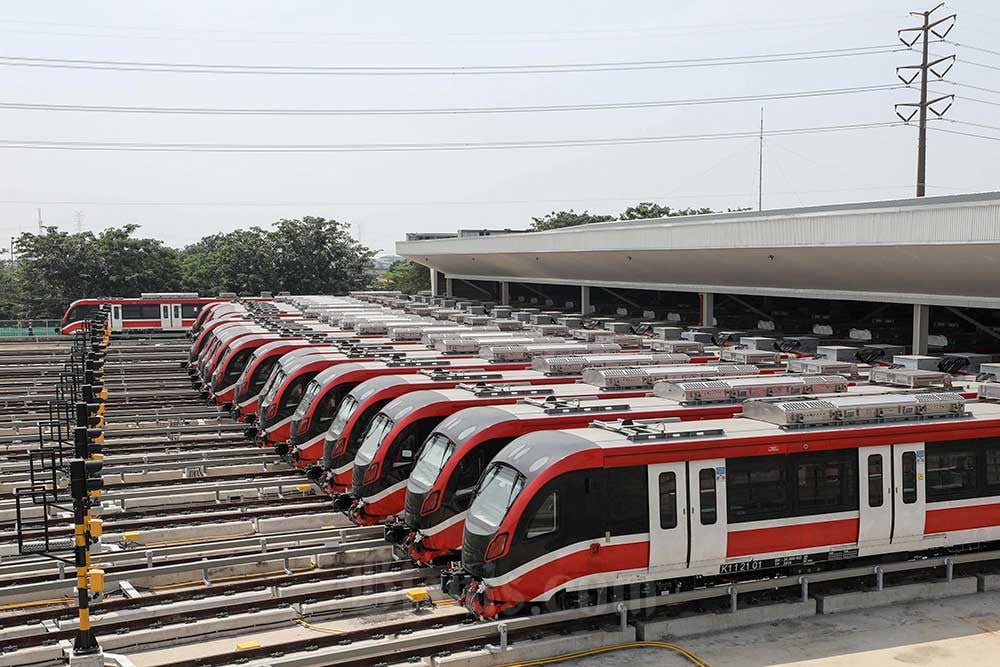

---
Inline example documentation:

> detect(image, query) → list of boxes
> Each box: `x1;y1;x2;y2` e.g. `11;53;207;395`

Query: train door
110;304;123;332
648;463;688;573
687;459;727;570
857;446;892;554
160;303;183;330
891;443;926;547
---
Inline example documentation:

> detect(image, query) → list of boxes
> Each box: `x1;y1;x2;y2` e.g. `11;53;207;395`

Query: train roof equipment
653;375;849;404
582;364;759;389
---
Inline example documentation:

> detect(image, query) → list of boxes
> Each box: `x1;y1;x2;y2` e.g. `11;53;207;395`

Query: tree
181;217;375;296
380;260;431;294
619;203;713;220
9;225;182;318
530;210;616;231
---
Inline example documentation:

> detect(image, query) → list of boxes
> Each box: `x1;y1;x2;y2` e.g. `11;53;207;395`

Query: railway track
3;309;1000;667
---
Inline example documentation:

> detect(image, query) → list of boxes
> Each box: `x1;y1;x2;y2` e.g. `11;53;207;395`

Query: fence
0;319;63;337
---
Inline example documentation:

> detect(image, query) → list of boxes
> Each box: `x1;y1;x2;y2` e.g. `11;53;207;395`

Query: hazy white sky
0;1;997;256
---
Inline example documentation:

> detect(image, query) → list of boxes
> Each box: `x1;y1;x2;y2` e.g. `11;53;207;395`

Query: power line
933;92;1000;107
0;185;956;208
946;40;1000;58
0;12;906;41
956;57;1000;72
947;119;1000;133
0;121;902;153
0;44;903;75
0;85;900;116
944;80;1000;96
930;126;1000;141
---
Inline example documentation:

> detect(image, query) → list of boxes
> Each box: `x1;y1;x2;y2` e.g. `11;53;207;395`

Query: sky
0;1;997;257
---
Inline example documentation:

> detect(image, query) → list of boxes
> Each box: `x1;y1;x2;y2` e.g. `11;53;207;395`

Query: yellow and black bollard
69;458;103;660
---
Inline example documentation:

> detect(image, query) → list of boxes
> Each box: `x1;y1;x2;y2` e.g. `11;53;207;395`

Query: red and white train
446;391;1000;618
393;375;851;564
61;294;225;334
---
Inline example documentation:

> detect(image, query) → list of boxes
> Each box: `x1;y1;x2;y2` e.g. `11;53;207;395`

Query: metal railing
0;319;62;337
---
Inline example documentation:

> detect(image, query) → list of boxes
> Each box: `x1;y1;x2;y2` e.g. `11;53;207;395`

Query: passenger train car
315;356;739;491
447;391;1000;618
395;375;851;564
62;294;225;334
293;353;689;474
288;369;581;471
254;356;534;446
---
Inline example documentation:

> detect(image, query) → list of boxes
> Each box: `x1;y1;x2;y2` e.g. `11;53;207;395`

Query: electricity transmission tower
895;3;956;197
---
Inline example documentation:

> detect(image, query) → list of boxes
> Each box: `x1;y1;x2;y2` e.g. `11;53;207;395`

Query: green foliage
380;260;431;294
530;210;616;231
7;216;375;318
619;203;714;220
181;217;375;296
531;202;725;231
10;225;183;318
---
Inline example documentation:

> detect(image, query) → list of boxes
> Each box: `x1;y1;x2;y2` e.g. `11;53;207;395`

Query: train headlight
484;532;509;562
419;490;441;516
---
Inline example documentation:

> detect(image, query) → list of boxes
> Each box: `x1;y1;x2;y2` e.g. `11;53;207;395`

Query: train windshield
327;395;359;440
292;380;323;421
468;464;525;530
355;413;394;464
260;369;286;406
410;433;456;487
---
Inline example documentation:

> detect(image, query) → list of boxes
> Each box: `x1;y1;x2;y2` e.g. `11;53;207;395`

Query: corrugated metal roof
396;192;1000;308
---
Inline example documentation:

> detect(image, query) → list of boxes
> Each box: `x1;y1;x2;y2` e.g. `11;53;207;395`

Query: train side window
868;455;884;508
658;472;677;529
182;304;201;318
698;468;717;525
525;492;558;539
987;447;1000;490
926;443;978;501
795;450;858;516
607;467;648;535
901;451;917;504
726;457;787;523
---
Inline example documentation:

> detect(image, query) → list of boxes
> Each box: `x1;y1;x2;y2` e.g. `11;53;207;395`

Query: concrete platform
435;627;635;667
636;600;814;639
561;590;1000;667
815;577;977;614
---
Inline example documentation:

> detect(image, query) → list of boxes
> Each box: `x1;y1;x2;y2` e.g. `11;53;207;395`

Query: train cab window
68;304;100;323
901;452;917;504
926;443;979;501
794;450;858;515
698;468;718;525
867;455;884;508
525;492;558;539
726;457;787;523
658;472;678;529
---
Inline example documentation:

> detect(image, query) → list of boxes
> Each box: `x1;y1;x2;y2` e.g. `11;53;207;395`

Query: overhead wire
0;121;902;153
0;84;901;116
0;44;904;75
0;185;936;208
945;41;1000;58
